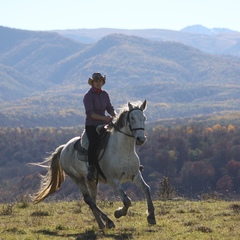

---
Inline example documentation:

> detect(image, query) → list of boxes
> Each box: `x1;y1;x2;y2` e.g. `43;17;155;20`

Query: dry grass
0;199;240;239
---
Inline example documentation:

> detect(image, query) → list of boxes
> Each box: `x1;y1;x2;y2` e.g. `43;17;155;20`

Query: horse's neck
112;126;135;148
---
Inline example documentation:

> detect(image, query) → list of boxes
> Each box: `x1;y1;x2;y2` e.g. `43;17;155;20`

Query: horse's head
127;100;147;146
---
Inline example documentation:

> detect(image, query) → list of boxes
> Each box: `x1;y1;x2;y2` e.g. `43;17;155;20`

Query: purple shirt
83;87;115;126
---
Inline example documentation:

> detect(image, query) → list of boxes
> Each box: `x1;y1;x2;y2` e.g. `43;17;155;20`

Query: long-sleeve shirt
83;87;115;126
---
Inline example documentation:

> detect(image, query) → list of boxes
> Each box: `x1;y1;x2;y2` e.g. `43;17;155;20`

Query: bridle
111;108;145;138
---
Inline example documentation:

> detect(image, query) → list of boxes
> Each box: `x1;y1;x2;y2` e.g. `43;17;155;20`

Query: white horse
33;100;156;229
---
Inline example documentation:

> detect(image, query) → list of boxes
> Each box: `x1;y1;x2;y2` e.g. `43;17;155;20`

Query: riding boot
87;165;95;181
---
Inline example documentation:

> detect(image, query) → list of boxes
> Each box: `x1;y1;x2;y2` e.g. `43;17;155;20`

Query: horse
33;99;156;229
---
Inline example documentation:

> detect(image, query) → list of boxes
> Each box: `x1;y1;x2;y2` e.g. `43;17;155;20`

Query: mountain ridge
181;24;236;35
54;24;240;56
1;26;240;127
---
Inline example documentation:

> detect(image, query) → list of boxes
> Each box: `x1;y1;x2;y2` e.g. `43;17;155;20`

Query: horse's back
65;136;80;146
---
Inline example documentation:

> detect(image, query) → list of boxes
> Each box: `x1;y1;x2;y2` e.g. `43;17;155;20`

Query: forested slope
1;113;240;202
1;27;240;127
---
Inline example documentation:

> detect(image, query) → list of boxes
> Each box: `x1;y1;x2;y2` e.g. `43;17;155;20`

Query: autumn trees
0;122;240;200
140;123;240;197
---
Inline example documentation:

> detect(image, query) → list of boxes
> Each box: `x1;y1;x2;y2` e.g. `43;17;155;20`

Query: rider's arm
90;113;113;123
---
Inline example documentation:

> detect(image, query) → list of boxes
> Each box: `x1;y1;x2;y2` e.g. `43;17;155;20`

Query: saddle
73;124;111;180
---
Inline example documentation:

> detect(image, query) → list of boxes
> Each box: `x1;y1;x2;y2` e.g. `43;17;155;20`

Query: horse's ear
140;99;147;111
128;102;134;110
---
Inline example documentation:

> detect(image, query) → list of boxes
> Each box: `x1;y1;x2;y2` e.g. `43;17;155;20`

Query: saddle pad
74;138;87;154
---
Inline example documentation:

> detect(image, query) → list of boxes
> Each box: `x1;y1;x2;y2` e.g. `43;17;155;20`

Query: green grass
0;199;240;239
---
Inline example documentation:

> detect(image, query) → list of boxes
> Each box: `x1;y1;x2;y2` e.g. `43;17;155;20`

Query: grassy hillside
0;26;86;101
1;199;240;239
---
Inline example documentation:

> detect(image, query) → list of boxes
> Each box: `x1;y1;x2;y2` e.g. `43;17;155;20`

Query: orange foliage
227;124;235;133
204;127;213;134
216;175;233;192
212;124;222;131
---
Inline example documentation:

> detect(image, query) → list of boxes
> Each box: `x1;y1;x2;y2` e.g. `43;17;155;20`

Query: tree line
0;122;240;201
141;123;240;197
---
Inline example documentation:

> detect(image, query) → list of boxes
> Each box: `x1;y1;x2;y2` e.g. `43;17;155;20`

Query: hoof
147;214;156;225
114;208;127;219
98;222;105;229
106;220;115;229
114;209;122;219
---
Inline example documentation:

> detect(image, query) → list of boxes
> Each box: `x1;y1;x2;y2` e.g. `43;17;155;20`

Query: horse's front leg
110;180;132;219
133;173;156;225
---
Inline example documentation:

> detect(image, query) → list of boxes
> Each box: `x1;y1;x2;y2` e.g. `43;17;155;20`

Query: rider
83;72;117;181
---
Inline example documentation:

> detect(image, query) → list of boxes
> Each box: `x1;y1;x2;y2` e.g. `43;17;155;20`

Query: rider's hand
105;116;113;123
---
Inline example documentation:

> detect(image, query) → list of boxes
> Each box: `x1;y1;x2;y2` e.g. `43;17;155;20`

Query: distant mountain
181;24;235;35
54;25;240;56
1;26;240;127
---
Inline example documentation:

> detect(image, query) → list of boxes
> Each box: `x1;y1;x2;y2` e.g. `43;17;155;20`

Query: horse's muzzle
136;136;146;146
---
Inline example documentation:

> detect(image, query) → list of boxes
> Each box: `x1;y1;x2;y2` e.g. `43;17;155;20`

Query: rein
111;108;145;138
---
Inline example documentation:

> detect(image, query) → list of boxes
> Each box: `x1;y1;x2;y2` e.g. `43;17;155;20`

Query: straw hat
88;72;106;86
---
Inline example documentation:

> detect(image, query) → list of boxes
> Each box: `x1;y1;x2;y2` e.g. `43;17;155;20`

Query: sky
1;0;240;32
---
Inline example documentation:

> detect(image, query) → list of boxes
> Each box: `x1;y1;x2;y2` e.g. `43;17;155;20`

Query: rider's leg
85;125;100;181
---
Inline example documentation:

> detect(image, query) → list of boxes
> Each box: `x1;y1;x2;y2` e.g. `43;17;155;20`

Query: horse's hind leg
71;177;115;229
83;191;115;229
86;181;115;229
133;173;156;225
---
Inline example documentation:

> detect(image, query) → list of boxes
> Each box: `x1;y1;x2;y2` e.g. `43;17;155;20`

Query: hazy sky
1;0;240;32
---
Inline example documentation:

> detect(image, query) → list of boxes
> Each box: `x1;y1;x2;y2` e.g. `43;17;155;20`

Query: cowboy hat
88;72;106;86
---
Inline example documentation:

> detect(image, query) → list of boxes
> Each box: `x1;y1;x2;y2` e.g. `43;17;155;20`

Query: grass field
0;198;240;240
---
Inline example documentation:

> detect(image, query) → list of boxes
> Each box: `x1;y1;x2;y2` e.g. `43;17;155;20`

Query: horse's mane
114;101;143;130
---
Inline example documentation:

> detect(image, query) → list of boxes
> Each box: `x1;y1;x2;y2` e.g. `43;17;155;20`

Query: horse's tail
33;144;65;204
